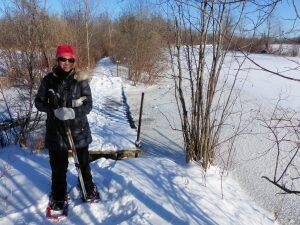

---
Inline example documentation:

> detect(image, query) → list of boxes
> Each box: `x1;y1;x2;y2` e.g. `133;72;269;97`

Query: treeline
1;2;299;89
1;1;298;86
0;0;175;147
0;0;173;147
0;1;173;85
226;35;300;55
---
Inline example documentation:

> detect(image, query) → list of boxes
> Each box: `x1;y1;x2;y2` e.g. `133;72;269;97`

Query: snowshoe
46;196;68;220
78;183;101;203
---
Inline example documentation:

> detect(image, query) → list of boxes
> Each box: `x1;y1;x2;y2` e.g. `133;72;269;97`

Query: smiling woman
35;44;100;215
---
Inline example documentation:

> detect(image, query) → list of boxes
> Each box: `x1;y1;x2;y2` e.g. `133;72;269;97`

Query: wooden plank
68;148;141;161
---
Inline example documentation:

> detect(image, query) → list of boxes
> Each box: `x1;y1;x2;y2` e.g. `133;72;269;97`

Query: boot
78;182;100;202
86;185;100;201
48;193;68;211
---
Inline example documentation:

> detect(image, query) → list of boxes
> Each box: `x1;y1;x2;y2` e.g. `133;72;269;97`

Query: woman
35;45;99;211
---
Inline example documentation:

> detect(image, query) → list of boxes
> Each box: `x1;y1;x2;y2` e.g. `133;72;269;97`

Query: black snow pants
49;145;94;201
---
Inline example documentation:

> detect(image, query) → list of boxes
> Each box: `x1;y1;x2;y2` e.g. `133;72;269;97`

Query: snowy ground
0;146;277;225
223;53;300;225
124;51;300;225
0;58;279;224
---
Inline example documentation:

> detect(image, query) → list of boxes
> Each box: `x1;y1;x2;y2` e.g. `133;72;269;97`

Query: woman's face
57;55;75;72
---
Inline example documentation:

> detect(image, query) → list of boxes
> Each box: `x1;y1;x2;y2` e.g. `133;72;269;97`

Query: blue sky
47;0;300;32
44;0;132;18
0;0;299;37
0;0;132;18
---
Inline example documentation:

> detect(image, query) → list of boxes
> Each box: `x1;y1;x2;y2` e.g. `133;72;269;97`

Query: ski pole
64;121;88;201
61;91;88;201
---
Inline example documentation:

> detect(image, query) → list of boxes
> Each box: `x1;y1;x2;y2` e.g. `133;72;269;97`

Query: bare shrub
62;0;104;69
27;133;45;153
0;162;11;214
113;12;166;84
166;0;281;170
225;36;267;53
0;77;11;88
290;45;299;57
91;14;115;59
0;0;50;146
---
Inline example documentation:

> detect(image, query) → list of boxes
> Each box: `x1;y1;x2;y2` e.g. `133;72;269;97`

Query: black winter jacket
35;67;93;150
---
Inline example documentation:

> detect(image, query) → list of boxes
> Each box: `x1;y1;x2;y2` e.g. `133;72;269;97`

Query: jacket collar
52;66;89;82
52;66;75;82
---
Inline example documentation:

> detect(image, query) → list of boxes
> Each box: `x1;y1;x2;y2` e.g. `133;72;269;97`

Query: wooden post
135;92;144;147
116;60;119;77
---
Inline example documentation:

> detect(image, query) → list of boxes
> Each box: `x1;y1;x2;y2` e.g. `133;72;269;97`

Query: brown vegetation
0;3;170;85
0;0;170;147
112;13;169;84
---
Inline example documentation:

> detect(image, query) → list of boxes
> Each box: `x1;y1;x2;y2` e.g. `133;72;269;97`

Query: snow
226;53;300;225
87;58;137;152
235;53;300;109
132;50;300;224
123;50;300;225
270;44;300;56
0;146;276;225
0;57;280;224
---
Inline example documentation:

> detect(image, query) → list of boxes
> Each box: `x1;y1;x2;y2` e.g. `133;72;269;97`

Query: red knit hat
56;45;76;59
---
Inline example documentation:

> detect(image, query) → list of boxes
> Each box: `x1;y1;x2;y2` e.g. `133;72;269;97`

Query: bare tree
165;0;283;170
0;0;50;146
84;0;91;69
225;1;300;197
259;99;300;195
166;0;246;169
63;0;100;68
113;8;167;84
91;14;114;58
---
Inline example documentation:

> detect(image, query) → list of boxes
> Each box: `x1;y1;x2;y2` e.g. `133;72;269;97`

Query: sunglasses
58;57;75;63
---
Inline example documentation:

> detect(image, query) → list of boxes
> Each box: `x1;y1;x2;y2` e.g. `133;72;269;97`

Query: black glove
47;89;63;110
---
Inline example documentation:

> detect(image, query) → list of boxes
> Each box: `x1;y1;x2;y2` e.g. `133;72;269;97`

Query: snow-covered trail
88;59;137;152
0;58;278;225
